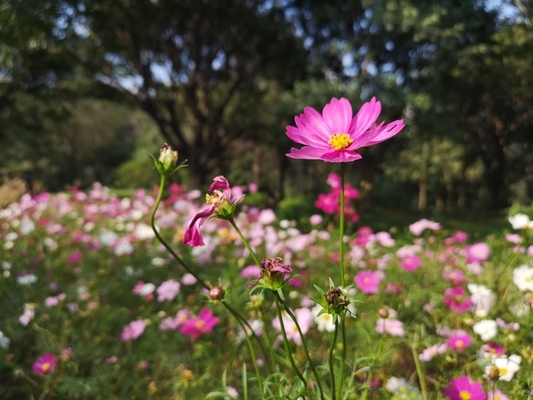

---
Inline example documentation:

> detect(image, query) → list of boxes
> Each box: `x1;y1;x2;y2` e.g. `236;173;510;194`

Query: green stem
337;316;346;400
328;320;338;400
273;293;307;391
228;218;262;267
223;300;265;399
337;164;347;398
150;175;208;290
339;163;346;287
411;341;428;400
281;299;325;400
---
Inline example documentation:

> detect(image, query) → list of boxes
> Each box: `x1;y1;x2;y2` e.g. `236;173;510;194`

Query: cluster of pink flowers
314;172;360;222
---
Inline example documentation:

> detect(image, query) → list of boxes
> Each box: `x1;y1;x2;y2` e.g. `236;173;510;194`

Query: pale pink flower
376;318;404;336
156;279;180;302
419;343;447;361
272;308;314;345
285;97;404;162
121;320;146;341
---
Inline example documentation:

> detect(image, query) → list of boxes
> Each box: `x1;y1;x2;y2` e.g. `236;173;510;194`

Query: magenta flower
443;376;486;400
399;255;421;271
32;353;57;375
444;286;473;313
120;320;146;342
354;270;383;294
183;176;244;247
179;308;220;341
286;97;404;162
446;331;473;351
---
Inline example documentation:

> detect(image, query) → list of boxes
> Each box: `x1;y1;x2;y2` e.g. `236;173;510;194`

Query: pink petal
322;98;353;134
183;206;215;246
349;97;381;137
209;176;229;192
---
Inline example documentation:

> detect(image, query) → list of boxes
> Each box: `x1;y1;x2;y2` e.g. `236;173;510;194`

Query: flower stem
339;163;346;287
150;175;209;290
281;299;325;400
273;292;307;390
228;218;262;267
411;339;428;400
328;320;338;400
223;300;265;399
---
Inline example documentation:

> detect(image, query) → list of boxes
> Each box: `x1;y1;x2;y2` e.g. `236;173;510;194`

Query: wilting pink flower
354;270;383;294
446;331;472;351
32;353;57;375
121;320;146;341
443;376;486;400
285;97;404;162
399;255;421;271
156;279;181;302
247;257;293;289
376;318;404;336
183;176;244;247
179;308;220;341
444;286;473;313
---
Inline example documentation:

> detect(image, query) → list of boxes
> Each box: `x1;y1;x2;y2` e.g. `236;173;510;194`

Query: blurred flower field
1;179;532;399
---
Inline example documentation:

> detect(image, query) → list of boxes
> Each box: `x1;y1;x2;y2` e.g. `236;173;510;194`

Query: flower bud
208;285;225;301
158;143;178;174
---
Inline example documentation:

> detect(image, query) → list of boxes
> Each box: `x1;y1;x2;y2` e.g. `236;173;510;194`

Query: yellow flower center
498;367;508;377
42;362;50;372
455;340;464;348
328;133;353;151
195;320;205;330
459;391;471;400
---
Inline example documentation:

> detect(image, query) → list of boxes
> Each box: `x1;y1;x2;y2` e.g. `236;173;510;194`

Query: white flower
312;304;336;332
468;284;496;317
473;319;498;341
508;213;532;230
17;273;38;286
385;377;409;394
512;265;533;291
0;331;10;349
485;354;521;381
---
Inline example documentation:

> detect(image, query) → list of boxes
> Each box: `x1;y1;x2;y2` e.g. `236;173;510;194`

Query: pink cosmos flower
286;97;404;162
444;286;473;313
446;331;473;351
399;255;421;271
183;176;244;247
121;320;146;341
354;270;383;294
466;242;490;263
487;389;509;400
156;279;181;302
32;353;57;375
443;376;486;400
375;318;405;336
179;308;220;341
443;269;466;285
419;343;448;361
